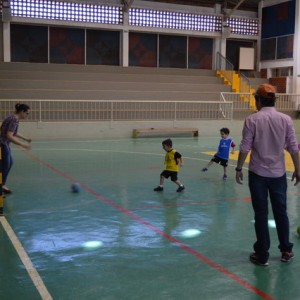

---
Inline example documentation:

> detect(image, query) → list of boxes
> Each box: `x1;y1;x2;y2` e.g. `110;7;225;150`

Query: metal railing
1;94;298;123
0;99;234;122
238;72;251;94
221;92;252;110
275;93;300;110
216;52;235;87
216;52;234;71
221;92;300;111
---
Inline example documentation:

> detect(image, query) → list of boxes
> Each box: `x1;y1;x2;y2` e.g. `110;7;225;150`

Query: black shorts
161;170;178;182
211;155;228;167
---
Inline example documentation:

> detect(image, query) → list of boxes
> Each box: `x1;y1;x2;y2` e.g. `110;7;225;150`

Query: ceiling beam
224;0;246;19
122;0;134;12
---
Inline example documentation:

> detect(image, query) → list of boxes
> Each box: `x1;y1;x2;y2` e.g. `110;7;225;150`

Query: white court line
0;216;53;300
22;147;241;169
25;148;295;182
29;147;206;159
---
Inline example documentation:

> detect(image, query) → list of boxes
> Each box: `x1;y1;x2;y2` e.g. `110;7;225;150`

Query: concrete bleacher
248;77;269;90
0;62;231;101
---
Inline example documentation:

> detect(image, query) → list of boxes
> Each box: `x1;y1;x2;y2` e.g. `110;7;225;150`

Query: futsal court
1;135;300;300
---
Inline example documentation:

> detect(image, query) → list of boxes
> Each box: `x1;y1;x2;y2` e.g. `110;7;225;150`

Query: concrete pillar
121;11;129;67
293;0;300;94
3;21;10;62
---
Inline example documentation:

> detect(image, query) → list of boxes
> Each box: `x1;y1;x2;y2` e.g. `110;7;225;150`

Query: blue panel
277;35;293;59
50;27;85;64
11;24;48;63
188;37;213;69
86;30;120;66
261;38;276;61
262;0;295;38
129;32;157;67
159;35;187;68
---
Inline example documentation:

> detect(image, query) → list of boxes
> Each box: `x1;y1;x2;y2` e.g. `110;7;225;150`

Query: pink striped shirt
239;107;299;177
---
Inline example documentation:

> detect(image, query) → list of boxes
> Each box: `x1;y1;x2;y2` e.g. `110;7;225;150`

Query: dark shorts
160;170;178;182
211;155;228;167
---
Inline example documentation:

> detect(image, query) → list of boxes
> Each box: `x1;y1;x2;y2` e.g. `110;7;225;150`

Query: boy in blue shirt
202;127;235;180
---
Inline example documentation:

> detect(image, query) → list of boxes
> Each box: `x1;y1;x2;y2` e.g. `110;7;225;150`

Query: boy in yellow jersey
154;138;185;192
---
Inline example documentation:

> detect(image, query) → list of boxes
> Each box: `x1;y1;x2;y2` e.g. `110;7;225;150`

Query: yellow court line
0;216;53;300
202;150;295;172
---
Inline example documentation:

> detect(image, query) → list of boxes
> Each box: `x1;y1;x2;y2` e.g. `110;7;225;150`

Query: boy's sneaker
223;174;228;180
176;185;185;192
281;251;294;262
249;252;269;266
202;168;208;172
154;186;163;192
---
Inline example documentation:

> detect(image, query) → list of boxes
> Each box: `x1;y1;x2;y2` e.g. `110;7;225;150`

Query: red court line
24;150;274;300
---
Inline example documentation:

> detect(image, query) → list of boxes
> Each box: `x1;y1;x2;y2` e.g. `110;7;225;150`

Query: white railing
221;92;300;111
221;92;253;110
1;94;298;123
275;93;300;110
0;99;234;122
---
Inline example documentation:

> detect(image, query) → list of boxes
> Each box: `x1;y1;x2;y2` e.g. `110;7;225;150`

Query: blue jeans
248;171;293;262
1;143;13;185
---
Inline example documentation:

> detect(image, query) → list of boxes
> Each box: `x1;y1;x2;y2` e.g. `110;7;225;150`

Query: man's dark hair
254;94;276;107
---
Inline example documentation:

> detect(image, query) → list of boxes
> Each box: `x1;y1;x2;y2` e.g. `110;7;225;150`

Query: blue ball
71;183;81;193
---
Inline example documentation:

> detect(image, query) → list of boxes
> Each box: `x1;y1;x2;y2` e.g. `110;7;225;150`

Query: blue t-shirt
216;138;234;160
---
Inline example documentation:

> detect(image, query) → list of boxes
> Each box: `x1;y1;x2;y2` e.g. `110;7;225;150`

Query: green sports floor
1;136;300;300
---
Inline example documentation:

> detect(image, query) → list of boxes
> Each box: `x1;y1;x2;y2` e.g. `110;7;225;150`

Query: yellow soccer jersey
164;149;181;172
